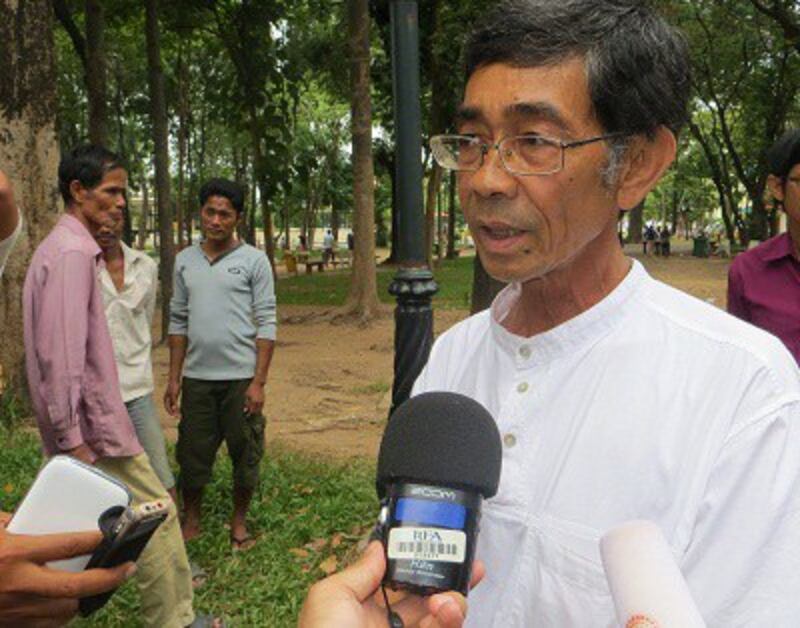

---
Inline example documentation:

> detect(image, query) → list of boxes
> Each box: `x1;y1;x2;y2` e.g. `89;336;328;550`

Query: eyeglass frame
429;132;628;177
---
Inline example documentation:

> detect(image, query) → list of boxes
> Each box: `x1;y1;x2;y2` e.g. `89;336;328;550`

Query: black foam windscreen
376;392;502;499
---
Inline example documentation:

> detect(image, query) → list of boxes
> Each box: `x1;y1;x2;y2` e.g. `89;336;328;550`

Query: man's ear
766;174;785;204
615;127;677;211
69;180;87;204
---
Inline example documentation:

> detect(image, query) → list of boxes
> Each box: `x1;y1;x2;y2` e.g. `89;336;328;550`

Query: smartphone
79;500;169;617
7;455;131;571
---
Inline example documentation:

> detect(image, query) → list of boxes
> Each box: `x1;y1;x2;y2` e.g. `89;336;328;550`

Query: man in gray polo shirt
165;178;276;550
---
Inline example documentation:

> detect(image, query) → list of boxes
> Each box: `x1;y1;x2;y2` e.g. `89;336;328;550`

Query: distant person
165;178;276;551
22;145;207;627
95;214;177;503
347;231;354;251
659;225;671;257
643;223;656;255
322;228;335;266
298;233;308;252
0;170;21;277
728;129;800;364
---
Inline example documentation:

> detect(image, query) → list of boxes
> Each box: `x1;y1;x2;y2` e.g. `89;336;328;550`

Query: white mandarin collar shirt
413;260;800;627
99;243;158;403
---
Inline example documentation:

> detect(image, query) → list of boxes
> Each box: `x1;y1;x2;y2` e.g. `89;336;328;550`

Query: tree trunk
343;0;379;319
627;201;643;244
0;0;61;393
446;170;457;259
138;177;149;249
85;0;107;145
145;0;174;343
424;163;443;267
470;254;505;314
176;43;188;249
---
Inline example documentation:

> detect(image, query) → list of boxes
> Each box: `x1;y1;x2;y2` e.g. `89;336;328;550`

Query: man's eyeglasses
430;133;626;176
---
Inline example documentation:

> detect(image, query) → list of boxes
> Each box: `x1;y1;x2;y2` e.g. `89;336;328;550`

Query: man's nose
467;145;517;198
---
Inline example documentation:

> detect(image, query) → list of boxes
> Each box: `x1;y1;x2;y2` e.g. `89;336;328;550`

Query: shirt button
503;433;517;448
519;345;531;359
517;382;529;394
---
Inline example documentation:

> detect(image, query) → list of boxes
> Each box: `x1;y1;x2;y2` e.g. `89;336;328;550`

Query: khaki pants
97;454;194;628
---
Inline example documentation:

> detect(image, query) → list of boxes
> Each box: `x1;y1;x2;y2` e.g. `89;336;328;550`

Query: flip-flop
189;561;208;589
230;532;257;552
188;614;225;628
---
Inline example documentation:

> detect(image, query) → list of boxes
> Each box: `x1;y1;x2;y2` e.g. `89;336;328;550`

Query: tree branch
51;0;87;67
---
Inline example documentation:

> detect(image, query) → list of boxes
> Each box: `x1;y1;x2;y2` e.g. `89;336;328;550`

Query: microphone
375;391;502;596
600;520;706;628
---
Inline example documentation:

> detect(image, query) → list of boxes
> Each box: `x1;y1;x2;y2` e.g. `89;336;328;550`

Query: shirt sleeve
726;262;750;321
168;257;189;336
35;250;94;450
251;254;277;340
0;208;22;278
681;400;800;625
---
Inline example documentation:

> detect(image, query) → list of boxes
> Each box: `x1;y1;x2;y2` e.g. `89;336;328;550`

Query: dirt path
152;249;732;461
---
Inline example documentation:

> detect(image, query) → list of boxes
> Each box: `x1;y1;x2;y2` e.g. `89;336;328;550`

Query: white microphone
600;520;706;628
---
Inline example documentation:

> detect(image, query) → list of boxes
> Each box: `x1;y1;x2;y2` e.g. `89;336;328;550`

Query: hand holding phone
79;500;169;617
0;521;136;626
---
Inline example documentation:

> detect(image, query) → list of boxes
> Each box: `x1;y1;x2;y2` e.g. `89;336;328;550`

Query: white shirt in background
413;260;800;627
0;210;22;277
99;242;158;402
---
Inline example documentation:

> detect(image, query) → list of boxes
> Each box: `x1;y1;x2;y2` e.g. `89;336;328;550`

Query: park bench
300;258;325;274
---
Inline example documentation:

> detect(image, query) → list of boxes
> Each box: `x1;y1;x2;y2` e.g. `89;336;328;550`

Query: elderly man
415;1;800;626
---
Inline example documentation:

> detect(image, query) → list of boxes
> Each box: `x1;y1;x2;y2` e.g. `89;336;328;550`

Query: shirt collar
489;259;646;367
59;213;101;258
758;232;795;263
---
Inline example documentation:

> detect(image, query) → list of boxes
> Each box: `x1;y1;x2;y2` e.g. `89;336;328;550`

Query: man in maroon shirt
727;130;800;364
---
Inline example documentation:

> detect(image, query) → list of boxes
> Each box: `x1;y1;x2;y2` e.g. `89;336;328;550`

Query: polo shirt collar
490;259;646;367
759;232;795;263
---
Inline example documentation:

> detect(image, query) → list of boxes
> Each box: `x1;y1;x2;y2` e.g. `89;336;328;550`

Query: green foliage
277;255;476;309
0;426;377;627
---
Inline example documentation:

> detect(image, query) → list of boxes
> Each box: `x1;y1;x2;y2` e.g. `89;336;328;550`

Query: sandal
188;613;225;628
190;561;208;589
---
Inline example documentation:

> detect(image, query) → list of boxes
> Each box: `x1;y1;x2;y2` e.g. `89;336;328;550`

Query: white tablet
7;456;132;571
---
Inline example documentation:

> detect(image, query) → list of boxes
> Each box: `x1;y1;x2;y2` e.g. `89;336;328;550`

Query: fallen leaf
289;548;310;559
330;533;343;548
3;484;13;494
306;538;327;551
318;555;338;575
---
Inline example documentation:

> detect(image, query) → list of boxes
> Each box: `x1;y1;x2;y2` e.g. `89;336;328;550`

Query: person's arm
681;400;800;624
299;541;482;628
244;339;275;416
0;170;20;241
245;254;277;416
34;252;97;463
0;517;136;626
726;262;750;321
164;259;189;417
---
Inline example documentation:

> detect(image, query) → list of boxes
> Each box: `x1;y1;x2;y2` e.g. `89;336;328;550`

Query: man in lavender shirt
22;145;217;628
728;130;800;364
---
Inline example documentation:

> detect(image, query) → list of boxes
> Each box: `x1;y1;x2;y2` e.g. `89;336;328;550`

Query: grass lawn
276;255;475;309
0;426;378;627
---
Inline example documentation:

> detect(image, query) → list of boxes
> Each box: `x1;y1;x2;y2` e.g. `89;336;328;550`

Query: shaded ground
152;241;731;461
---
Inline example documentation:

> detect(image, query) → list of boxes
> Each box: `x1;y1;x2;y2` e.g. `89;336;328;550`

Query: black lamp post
388;0;438;416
